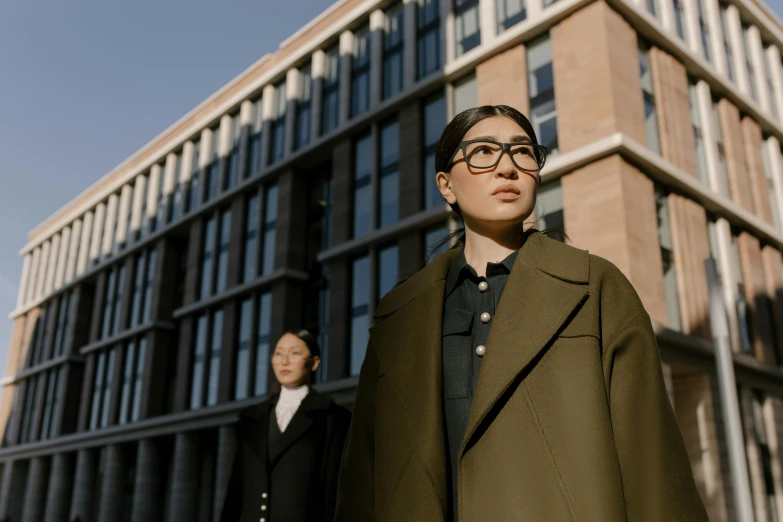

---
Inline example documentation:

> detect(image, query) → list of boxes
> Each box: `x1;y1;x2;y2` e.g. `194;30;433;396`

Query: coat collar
369;231;590;517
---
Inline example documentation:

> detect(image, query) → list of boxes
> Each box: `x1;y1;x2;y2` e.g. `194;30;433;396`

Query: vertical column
217;115;232;193
211;425;237;522
398;101;423;219
180;141;195;211
477;43;529;111
97;444;125;522
21;456;51;522
65;218;82;284
370;10;385;108
259;85;275;170
168;432;200;522
89;202;106;266
17;253;32;309
76;210;94;276
479;0;495;47
54;226;70;290
726;6;749;96
327;259;350;380
682;0;702;57
704;0;726;76
440;0;454;66
130;439;162;522
35;240;50;301
0;459;29;522
69;449;97;522
44;452;76;522
164;152;177;217
696;81;721;193
310;49;326;144
766;137;783;230
76;355;97;432
174;317;194;413
747;26;770;112
238;103;253;180
44;234;60;296
147;165;162;231
766;46;783;122
403;0;417;89
742;120;773;226
25;248;41;305
284;67;300;157
339;30;354;127
552;1;647;152
115;184;132;251
719;99;754;211
130;173;148;241
101;193;119;259
331;138;353;246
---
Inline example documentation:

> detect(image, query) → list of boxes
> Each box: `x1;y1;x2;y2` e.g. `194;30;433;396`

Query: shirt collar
276;383;309;410
444;248;519;298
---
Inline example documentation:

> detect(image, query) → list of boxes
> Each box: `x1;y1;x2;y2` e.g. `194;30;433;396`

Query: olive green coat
334;231;707;522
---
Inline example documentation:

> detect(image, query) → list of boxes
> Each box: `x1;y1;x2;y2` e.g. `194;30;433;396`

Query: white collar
277;384;309;409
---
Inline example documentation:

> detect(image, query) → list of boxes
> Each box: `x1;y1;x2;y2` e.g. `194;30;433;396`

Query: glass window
131;338;145;422
52;292;71;358
101;265;125;339
119;340;136;425
205;127;220;202
188;142;201;214
352;27;372;118
384;4;405;100
655;186;682;331
764;46;779;120
425;224;450;263
497;0;526;32
721;5;735;82
243;194;260;283
322;47;341;134
90;348;116;430
730;231;753;352
141;250;155;324
418;0;441;79
639;40;661;155
130;253;146;328
171;154;183;221
697;0;711;62
536;180;565;241
296;66;313;150
227;113;241;190
748;390;780;518
688;81;709;185
453;72;478;115
528;35;559;155
424;94;447;208
350;255;371;376
235;298;253;400
761;143;782;231
262;185;279;276
378;244;399;302
190;315;208;409
249;98;264;175
207;310;223;407
200;216;216;299
39;368;60;440
216;209;232;294
455;0;481;57
380;120;400;228
354;134;373;238
149;166;165;234
270;82;287;164
20;375;38;442
646;0;658;17
743;26;758;101
255;292;273;396
673;0;686;40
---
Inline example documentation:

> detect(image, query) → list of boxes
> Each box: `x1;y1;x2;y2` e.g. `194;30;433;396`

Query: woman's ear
436;171;457;205
309;356;321;373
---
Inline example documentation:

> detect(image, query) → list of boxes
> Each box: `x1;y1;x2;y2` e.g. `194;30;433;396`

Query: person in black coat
220;329;351;522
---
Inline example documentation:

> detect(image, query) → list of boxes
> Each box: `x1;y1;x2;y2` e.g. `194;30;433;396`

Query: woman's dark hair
425;104;567;263
281;329;321;359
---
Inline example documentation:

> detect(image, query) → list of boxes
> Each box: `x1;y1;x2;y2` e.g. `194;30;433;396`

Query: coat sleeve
604;310;708;522
219;422;242;522
322;406;352;522
333;338;379;522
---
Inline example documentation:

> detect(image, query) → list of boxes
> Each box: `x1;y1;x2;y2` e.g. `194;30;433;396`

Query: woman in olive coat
334;105;707;521
220;329;350;522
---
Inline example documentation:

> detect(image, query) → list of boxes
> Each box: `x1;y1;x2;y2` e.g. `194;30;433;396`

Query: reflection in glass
351;255;371;376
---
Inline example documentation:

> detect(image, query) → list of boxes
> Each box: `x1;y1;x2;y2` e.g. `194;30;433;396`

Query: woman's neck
462;221;526;277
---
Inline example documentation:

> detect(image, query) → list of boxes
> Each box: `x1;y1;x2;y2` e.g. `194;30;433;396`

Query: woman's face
436;115;538;229
271;333;321;388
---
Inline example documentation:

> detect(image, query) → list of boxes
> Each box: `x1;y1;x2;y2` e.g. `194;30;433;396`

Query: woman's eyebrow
509;135;532;143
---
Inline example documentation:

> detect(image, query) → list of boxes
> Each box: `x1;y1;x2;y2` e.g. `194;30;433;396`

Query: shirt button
261;505;267;511
261;493;268;499
478;281;488;292
480;312;491;323
260;519;266;522
476;345;486;356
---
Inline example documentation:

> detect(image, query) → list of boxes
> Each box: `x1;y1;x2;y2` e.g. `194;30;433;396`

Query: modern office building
2;0;783;519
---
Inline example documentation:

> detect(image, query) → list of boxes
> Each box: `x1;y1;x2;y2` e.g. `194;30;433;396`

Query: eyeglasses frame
448;139;549;175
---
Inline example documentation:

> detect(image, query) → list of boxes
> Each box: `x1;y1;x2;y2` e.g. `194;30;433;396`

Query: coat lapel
269;390;331;465
459;232;590;458
239;398;274;466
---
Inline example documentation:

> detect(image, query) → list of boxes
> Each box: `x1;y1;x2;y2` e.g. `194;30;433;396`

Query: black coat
220;388;351;522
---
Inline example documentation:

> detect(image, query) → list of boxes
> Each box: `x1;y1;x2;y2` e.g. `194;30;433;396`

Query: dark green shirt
442;247;518;522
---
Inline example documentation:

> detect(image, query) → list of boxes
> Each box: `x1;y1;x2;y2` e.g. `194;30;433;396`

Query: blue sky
1;0;783;377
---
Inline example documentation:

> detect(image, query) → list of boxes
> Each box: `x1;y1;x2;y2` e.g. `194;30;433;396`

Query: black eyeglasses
448;139;548;172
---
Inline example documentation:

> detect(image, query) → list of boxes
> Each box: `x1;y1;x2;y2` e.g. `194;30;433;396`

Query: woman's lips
492;191;521;200
491;183;521;200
